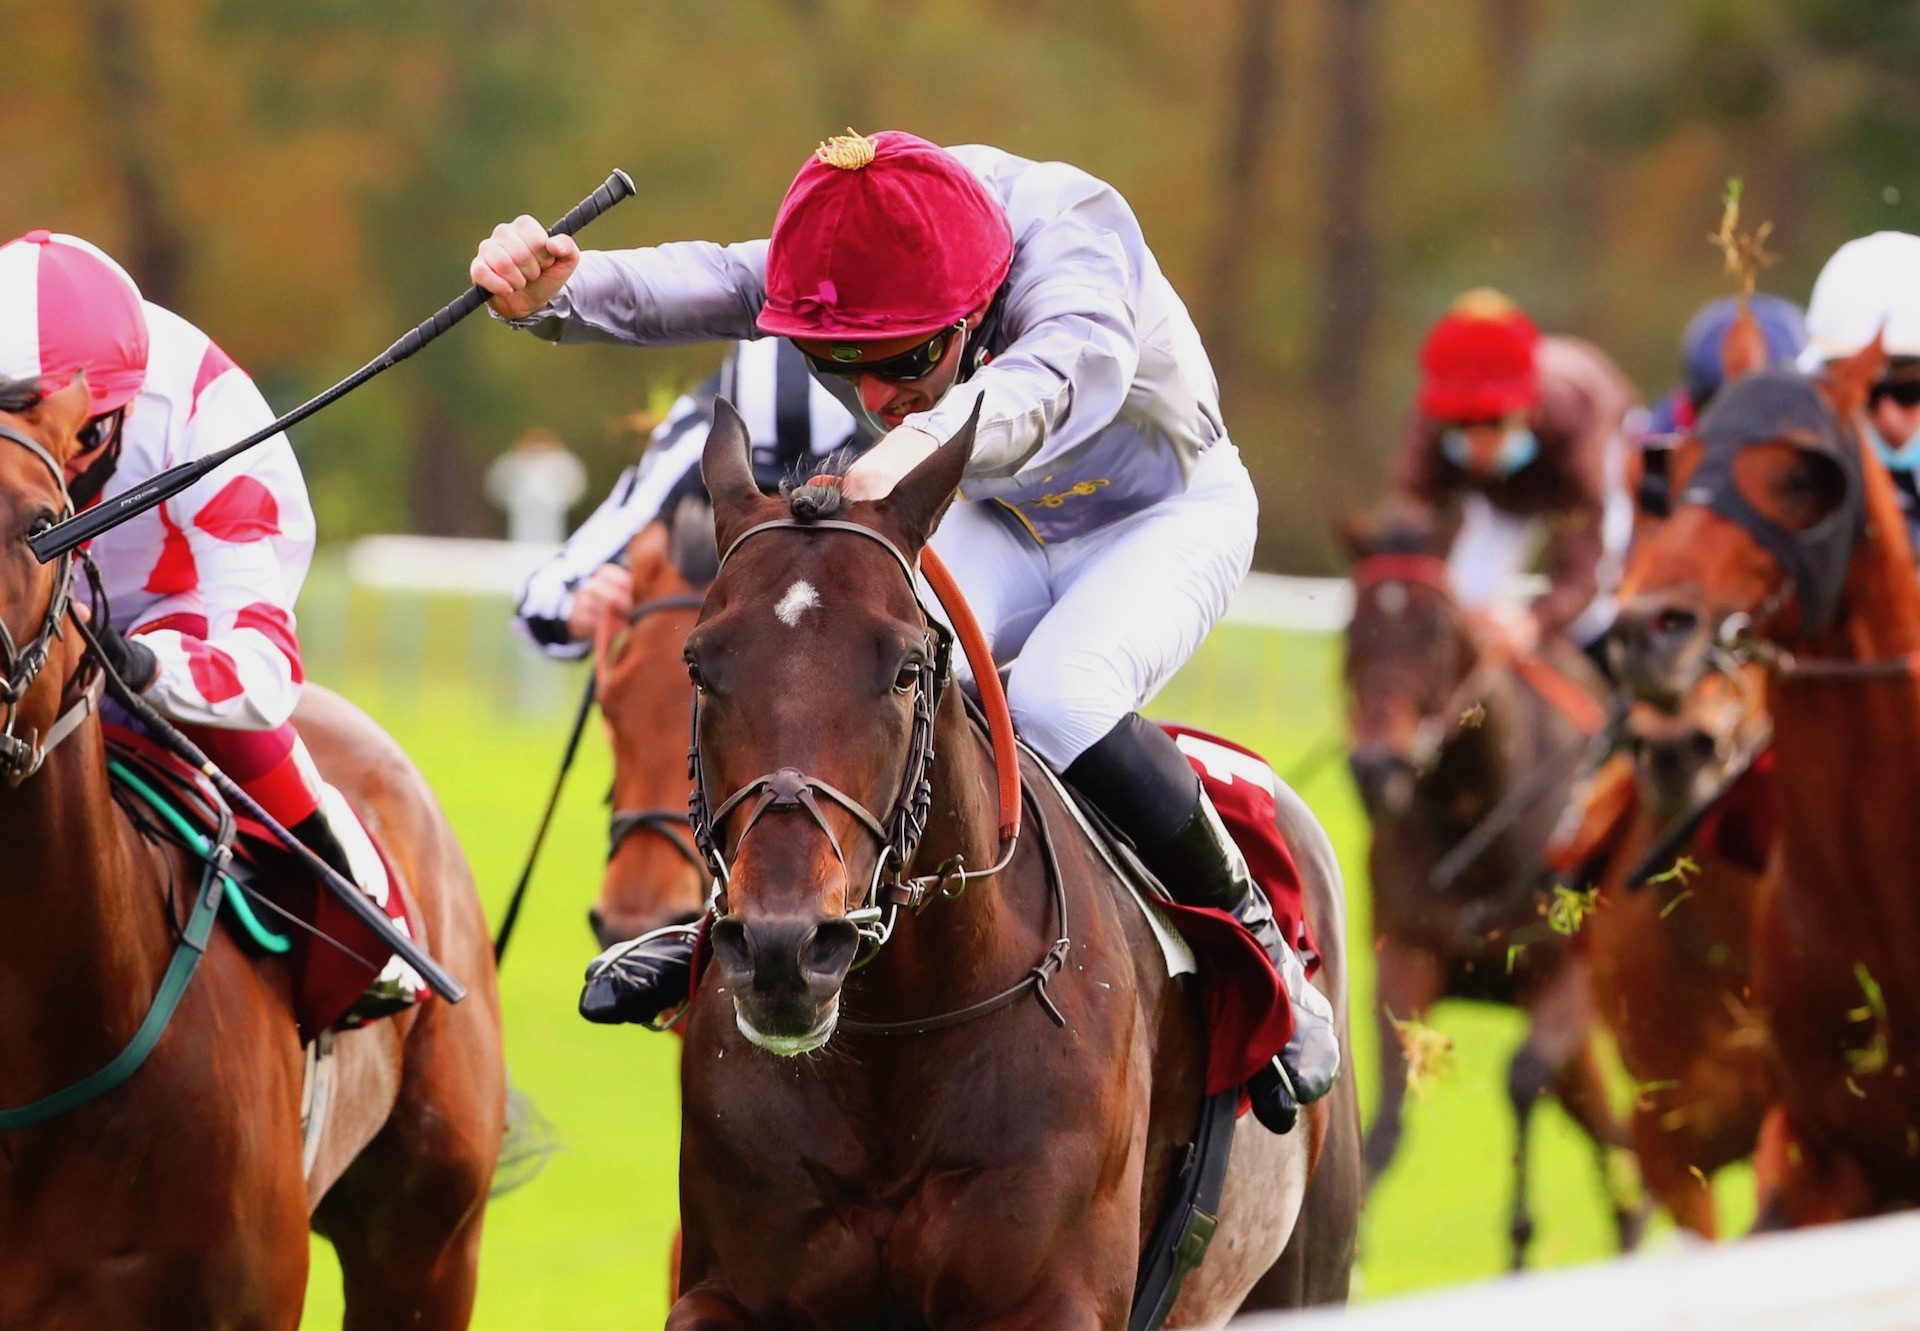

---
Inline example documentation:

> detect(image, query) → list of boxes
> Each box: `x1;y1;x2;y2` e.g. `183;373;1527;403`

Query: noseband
688;518;959;958
0;422;86;785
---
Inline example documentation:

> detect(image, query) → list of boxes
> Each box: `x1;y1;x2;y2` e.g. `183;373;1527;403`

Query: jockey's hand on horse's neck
472;216;581;321
843;426;941;503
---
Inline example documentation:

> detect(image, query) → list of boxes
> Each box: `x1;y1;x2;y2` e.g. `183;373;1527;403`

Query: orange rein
922;547;1022;845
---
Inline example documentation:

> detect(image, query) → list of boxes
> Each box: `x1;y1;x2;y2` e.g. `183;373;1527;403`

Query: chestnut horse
1341;502;1641;1268
1612;342;1920;1224
653;401;1352;1329
0;378;504;1327
1556;661;1774;1236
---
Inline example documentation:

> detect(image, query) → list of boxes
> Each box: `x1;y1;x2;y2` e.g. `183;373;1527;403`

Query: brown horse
1340;501;1641;1268
1612;341;1920;1224
0;378;504;1328
1558;661;1774;1236
590;502;716;951
656;402;1352;1329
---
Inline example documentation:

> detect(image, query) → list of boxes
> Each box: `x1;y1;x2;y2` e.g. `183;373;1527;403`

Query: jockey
1798;232;1920;555
0;230;418;1022
473;130;1338;1121
1636;293;1807;517
515;337;858;655
1394;289;1640;663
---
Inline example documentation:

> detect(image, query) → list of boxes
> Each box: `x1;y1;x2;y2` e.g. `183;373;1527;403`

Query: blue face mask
1868;419;1920;473
1442;425;1539;477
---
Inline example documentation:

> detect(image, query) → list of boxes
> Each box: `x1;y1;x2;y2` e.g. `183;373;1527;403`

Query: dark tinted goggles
802;321;965;383
1870;378;1920;409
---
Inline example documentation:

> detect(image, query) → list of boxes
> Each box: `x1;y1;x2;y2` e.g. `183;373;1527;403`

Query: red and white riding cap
0;230;150;418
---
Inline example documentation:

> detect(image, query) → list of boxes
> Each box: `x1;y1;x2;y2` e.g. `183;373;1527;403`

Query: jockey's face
795;303;988;432
1868;371;1920;450
65;404;127;484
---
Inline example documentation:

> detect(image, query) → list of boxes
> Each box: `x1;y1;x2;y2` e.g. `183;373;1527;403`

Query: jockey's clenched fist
471;216;580;321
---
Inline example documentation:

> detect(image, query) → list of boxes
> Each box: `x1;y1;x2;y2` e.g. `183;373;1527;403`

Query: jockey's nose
857;375;903;417
1609;592;1707;708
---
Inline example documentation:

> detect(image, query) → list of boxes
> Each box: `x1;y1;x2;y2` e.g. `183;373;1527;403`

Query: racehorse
1556;663;1774;1237
1612;340;1920;1224
1340;501;1642;1268
589;500;716;951
0;377;505;1328
659;401;1353;1328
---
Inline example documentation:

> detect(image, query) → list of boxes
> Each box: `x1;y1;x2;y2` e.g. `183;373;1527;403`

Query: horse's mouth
733;995;840;1056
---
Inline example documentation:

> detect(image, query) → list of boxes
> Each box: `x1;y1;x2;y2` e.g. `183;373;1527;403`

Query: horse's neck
0;723;161;1042
1769;526;1920;942
844;692;1022;1005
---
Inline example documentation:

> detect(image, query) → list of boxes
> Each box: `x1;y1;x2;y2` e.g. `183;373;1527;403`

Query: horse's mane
0;375;46;414
778;449;863;522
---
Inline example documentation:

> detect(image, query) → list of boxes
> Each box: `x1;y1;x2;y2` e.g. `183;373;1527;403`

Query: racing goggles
802;321;966;384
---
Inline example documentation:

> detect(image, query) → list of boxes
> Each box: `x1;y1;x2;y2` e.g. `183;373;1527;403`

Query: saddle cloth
105;721;424;1041
1088;722;1316;1098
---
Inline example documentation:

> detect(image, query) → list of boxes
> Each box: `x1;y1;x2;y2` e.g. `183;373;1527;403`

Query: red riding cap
757;131;1014;342
1416;288;1542;421
0;230;150;417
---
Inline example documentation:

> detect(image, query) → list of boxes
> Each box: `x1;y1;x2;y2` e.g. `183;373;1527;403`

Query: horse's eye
892;660;923;695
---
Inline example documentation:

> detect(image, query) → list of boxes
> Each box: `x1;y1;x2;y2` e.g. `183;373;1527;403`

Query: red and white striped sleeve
129;339;317;729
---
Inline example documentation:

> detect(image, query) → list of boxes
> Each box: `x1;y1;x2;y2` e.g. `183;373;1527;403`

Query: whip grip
381;168;638;365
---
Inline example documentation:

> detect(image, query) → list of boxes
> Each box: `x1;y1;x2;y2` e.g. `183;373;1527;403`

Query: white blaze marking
775;580;821;627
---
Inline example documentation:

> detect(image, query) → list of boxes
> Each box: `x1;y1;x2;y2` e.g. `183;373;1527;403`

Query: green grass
296;616;1752;1325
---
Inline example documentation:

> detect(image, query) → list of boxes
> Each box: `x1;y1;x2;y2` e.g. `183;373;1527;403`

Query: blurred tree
1312;0;1380;417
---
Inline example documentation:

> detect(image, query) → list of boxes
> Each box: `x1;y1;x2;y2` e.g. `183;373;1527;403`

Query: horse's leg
1633;1109;1716;1239
314;1005;501;1330
1363;939;1443;1190
1502;1033;1553;1271
1528;962;1648;1253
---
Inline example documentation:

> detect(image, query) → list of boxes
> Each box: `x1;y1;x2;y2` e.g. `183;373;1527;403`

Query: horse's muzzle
709;912;862;1052
1610;592;1710;709
1348;744;1417;816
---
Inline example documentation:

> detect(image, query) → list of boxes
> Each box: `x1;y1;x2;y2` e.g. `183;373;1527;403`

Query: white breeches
925;442;1258;768
1445;433;1634;648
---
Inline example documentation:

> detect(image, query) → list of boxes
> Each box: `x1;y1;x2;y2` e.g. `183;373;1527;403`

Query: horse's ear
1720;297;1768;385
667;496;720;587
701;397;761;550
27;375;92;462
878;402;978;553
1821;331;1885;422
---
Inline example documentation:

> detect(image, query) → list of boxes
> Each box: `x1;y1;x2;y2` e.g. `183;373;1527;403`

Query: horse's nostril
1689;730;1717;762
1653;607;1699;639
710;917;750;976
802;920;861;983
587;907;607;937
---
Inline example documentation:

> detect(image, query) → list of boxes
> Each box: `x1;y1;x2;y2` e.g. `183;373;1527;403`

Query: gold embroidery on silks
1032;478;1111;509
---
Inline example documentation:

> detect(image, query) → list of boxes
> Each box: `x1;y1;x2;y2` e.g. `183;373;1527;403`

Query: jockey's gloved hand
94;626;159;693
580;925;698;1029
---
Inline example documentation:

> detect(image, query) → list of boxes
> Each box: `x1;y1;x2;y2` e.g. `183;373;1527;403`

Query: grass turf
298;616;1754;1325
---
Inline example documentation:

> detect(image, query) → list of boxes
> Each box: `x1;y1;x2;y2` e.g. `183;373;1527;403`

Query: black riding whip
30;169;637;564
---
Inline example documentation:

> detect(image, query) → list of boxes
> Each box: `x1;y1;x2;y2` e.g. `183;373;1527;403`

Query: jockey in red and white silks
473;130;1336;1127
0;230;417;1020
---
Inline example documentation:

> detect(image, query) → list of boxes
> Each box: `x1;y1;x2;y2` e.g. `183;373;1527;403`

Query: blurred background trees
7;0;1917;568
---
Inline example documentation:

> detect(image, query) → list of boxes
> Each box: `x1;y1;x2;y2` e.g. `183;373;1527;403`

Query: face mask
1868;419;1920;473
1442;425;1538;477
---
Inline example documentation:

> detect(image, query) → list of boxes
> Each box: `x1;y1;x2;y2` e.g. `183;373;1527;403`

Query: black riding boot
580;927;698;1028
289;809;420;1025
1065;715;1341;1133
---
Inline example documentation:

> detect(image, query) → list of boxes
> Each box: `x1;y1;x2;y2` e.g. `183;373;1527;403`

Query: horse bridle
687;517;962;960
0;422;91;786
601;592;707;869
